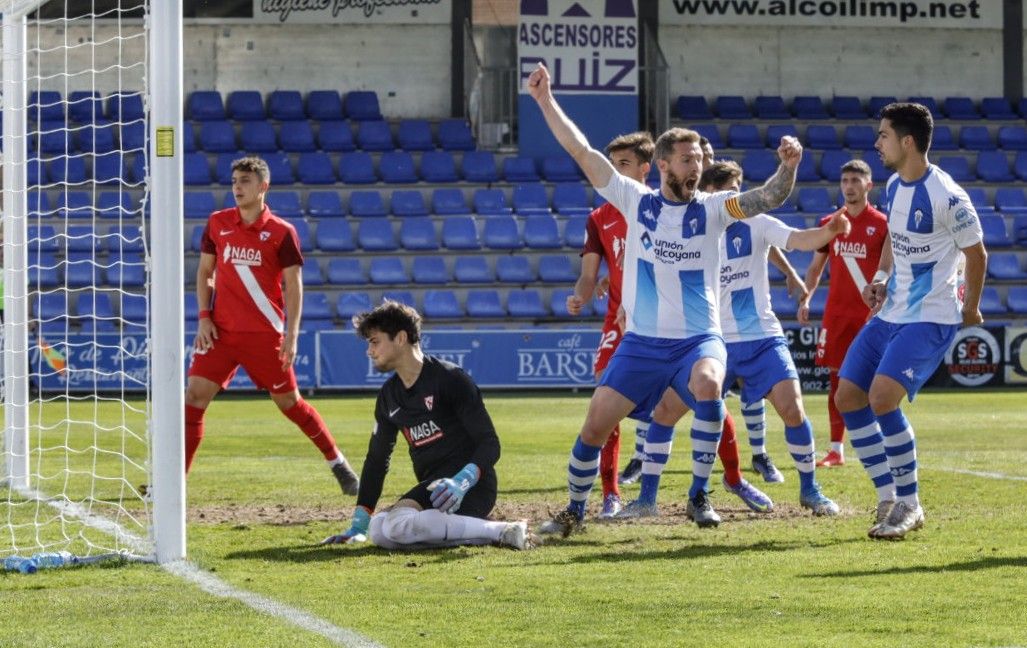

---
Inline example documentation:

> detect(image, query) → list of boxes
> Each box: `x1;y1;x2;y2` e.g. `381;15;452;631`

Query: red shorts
188;330;297;393
594;316;623;375
816;316;867;369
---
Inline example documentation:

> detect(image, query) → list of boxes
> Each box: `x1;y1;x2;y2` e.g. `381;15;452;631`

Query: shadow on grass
531;536;864;565
500;485;570;496
223;542;484;564
806;555;1027;578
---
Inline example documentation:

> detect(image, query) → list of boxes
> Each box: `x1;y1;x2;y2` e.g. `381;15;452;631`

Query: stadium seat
538;255;576;283
30;90;63;122
980;287;1006;315
188;91;226;121
715;95;750;119
831;96;866;119
959;126;995;151
861;153;890;182
965;187;993;213
466;290;505;318
754;95;789;119
307;190;345;218
741;150;777;182
93;152;127;185
317;121;356;152
345;91;382;121
227;91;266;121
38;122;72;154
461;150;499;183
550;288;592;317
184;153;213;186
107;253;145;287
691;123;723;149
349;190;387;217
552;183;591;216
564;216;587;248
66;254;103;288
441;216;479;249
987;252;1026;279
369;257;408;284
483;216;521;250
379;150;418;184
842;125;875;151
109;225;146;254
391;190;429;217
97;192;134;219
306;90;343;121
28;191;52;218
337;292;372;319
542;155;581;182
797;187;834;213
423;290;463;318
474;188;512;215
868;96;898;117
676;96;712;120
397;119;435;151
399;217;439;250
78;292;115;320
326;258;364;284
438;119;475;150
106;92;144;122
412;256;448;284
79;121;116;153
908;96;941;118
286;219;313;251
67;91;101;123
454;256;493;283
507;289;547;318
727;124;762;149
792;96;829;120
513;183;550;215
27;157;44;187
65;225;100;253
994;187;1027;213
382;291;416;309
240;121;278;152
998;126;1027;151
796;155;820;183
357;219;397;251
338;152;376;184
263;153;295;185
592;293;609;318
269;91;305;121
819;150;853;182
497;256;534;283
198;121;237;152
302;258;324;285
28;225;59;254
303;292;332;321
943;96;980;120
357;120;394;151
806;125;841;149
1015;152;1027;181
189;225;205;252
977;152;1013;182
1008;286;1027;314
120;121;148;152
524;215;562;249
981;214;1013;247
766;124;800;146
420;151;459;182
316;220;356;252
938;156;975;182
59;192;93;219
502;156;539;182
432;188;470;215
982;97;1017;120
269;191;303;218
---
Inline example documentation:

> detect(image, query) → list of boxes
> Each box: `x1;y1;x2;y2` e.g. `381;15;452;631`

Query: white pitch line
933;467;1027;482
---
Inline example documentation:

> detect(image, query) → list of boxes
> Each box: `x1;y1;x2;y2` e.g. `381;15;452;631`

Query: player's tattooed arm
727;136;802;219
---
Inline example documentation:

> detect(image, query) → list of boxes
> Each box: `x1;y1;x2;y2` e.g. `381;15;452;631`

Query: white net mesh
2;0;153;560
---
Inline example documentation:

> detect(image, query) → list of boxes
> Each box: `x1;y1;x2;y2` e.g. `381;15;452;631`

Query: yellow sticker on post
155;126;174;157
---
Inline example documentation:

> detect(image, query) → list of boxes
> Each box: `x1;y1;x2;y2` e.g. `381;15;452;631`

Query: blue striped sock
638;423;674;504
742;400;767;455
567;436;601;518
785;419;817;491
843;406;895;502
877;409;918;506
632;423;649;461
688;400;725;499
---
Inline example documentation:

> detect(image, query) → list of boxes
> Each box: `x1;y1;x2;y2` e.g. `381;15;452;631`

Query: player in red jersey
798;159;889;467
184;156;360;495
565;132;655;518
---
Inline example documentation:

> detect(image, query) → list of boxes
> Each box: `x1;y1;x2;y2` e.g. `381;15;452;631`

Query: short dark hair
353;300;421;344
231;156;271;184
698;160;743;192
840;159;872;177
605;131;655;164
654;127;701;161
879;102;933;154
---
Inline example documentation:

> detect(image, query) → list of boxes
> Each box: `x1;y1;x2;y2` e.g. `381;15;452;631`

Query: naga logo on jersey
222;242;263;266
833;240;868;258
403;420;444;447
424;395;434;411
260;231;271;241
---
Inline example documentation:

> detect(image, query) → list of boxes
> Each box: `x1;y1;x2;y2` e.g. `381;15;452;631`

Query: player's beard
665;170;697;202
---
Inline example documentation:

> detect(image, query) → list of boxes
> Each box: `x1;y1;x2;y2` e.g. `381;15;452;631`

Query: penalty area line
932;467;1027;482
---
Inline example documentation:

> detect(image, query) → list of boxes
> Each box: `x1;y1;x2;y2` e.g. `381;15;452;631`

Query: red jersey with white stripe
200;206;303;335
817;204;889;321
582;203;627;315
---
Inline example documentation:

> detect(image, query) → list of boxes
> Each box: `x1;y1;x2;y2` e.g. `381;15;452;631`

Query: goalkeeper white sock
373;507;505;549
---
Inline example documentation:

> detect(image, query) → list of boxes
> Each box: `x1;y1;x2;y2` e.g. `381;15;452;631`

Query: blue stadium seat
188;91;225;121
357;219;397;251
497;256;534;283
766;124;800;146
715;96;750;119
79;122;116;153
524;215;561;249
227;91;266;121
797;187;834;213
379;150;418;184
691;123;723;149
316;220;356;252
1008;286;1027;314
995;188;1027;213
466;290;505;318
502;156;539;182
107;253;145;287
420;151;459;182
965;187;993;213
819;150;853;182
96;192;134;219
184;294;199;323
998;126;1027;151
190;225;205;252
552;183;591;216
564;216;587;248
960;126;995;151
130;154;148;184
806;124;841;150
269;191;303;218
65;225;100;253
28;225;58;253
69;90;103;123
982;97;1017;120
302;258;324;286
676;96;712;120
550;288;592;317
303;292;332;321
211;153;237;186
338;152;376;184
28;191;52;218
513;183;550;215
240;121;278;152
727;124;762;149
474;188;511;215
441;216;479;249
981;214;1013;247
59;191;93;219
326;258;364;284
382;291;416;309
943;96;980;120
861;153;890;182
831;96;865;119
106;92;144;122
349;190;387;217
792;96;829;120
868;96;898;117
337;292;372;319
30;91;63;121
66;254;103;288
357;120;394;151
432;188;469;215
1016;152;1027;181
423;290;463;318
105;225;144;254
592;294;608;318
924;126;955;152
38;122;72;153
412;257;448;284
369;257;408;284
988;252;1025;279
483;216;521;250
843;125;876;151
317;121;356;152
391;190;428;217
302;318;335;332
908;96;941;118
741;150;777;182
26;156;43;186
120;121;147;152
454;256;493;283
796;155;820;182
438;119;474;150
980;287;1006;315
507;289;547;318
538;255;576;283
286;219;313;251
807;289;828;317
306;90;343;121
307;190;345;218
397;119;434;151
977;152;1013;182
754;95;789;119
199;121;237;152
938;156;975;182
35;292;69;322
119;293;149;324
93;152;127;185
269;91;305;121
399;217;439;250
461;150;498;183
265;153;295;185
777;215;810;230
542;155;580;182
344;91;382;121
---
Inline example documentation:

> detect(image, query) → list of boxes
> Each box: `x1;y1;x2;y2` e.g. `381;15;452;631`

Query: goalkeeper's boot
800;482;841;517
723;477;774;513
618;458;644;485
686;491;721;528
751;453;785;483
499;521;540;550
874;501;924;540
331;461;360;496
538;508;585;538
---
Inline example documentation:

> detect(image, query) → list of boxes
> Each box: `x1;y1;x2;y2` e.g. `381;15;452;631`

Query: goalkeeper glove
428;463;479;514
320;505;371;544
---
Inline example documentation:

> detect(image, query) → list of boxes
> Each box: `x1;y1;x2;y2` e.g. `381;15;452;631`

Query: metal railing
464;22;517;150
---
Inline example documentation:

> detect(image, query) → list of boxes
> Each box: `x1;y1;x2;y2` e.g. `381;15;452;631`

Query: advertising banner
253;0;451;24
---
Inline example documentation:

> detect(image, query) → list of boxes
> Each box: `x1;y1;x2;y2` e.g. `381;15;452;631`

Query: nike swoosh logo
219;229;233;235
389;407;401;417
273;381;287;389
603;222;617;229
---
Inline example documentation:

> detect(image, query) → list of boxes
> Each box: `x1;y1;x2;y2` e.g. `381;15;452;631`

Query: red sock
184;404;205;474
283;399;339;461
599;424;621;498
828;371;845;444
719;413;742;487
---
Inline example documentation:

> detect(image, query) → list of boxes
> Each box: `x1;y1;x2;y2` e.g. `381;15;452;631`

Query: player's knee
688;375;720;401
380;506;423;545
833;380;864;412
368;512;392;547
271;391;299;411
867;389;900;416
184;385;213;409
778;401;805;427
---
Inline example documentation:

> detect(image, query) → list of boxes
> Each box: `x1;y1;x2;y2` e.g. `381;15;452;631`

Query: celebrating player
184;156;360;496
835;103;987;539
798;159;889;467
322;301;535;551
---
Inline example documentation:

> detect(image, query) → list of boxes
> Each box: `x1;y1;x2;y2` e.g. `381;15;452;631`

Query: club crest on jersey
907;205;934;234
914;210;924;228
732;236;742;254
424;395;434;411
680;202;707;239
222;242;262;266
404;420;443;447
724;221;751;259
260;231;271;241
866;226;876;236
